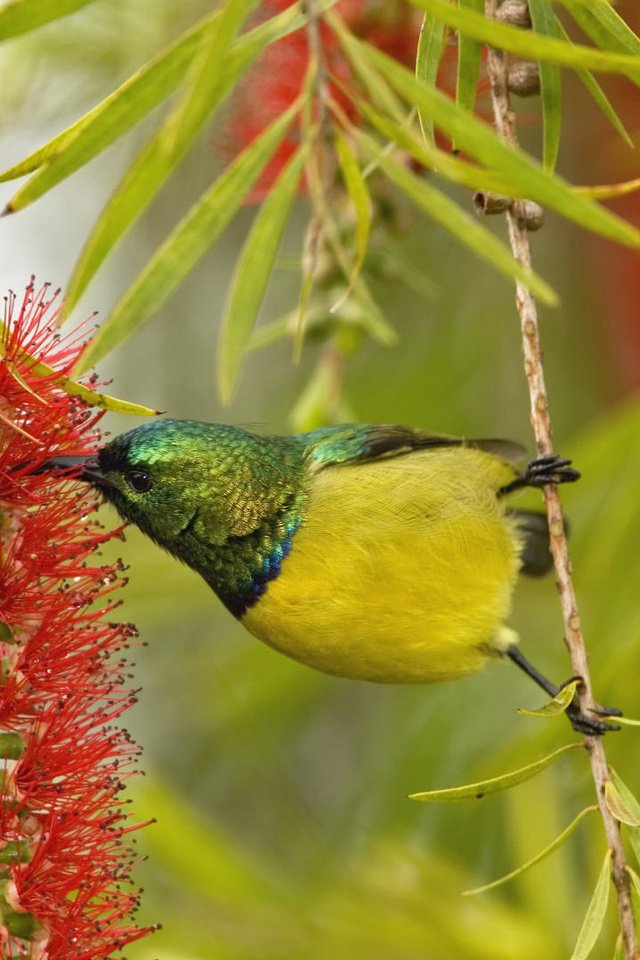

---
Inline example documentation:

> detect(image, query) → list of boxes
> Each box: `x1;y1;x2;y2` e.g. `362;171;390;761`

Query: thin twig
483;2;638;957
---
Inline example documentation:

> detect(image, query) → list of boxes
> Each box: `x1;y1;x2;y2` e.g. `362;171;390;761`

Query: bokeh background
2;2;640;957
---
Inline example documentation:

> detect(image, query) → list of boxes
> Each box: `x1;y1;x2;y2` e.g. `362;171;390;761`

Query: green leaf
569;849;611;960
353;93;518;195
463;805;597;896
334;129;372;294
604;770;640;827
409;743;581;802
628;825;640;869
517;678;580;718
455;0;484;145
162;0;258;159
361;43;640;248
57;1;307;319
74;101;300;372
415;12;446;146
528;0;562;171
627;866;640;901
600;713;640;726
567;3;640;60
217;145;307;404
0;0;95;40
409;0;640;82
0;10;219;186
0;319;158;415
352;126;557;305
555;21;633;149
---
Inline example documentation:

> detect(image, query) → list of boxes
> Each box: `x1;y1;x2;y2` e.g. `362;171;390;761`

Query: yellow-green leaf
567;3;640;61
415;12;446;146
363;44;640;248
409;743;581;802
74;101;301;372
217;145;307;404
334;130;372;294
569;850;611;960
529;0;562;172
605;770;640;827
352;126;557;305
410;0;640;82
517;678;580;718
627;866;640;901
0;9;219;186
0;0;95;40
455;0;484;147
464;805;597;896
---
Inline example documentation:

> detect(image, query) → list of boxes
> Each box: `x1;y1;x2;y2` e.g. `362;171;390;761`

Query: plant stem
483;2;638;957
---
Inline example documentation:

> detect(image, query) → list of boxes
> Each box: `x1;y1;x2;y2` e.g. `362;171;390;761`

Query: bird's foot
500;454;580;496
559;677;621;736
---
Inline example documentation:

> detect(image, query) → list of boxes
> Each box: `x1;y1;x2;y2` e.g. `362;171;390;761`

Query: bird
42;419;617;735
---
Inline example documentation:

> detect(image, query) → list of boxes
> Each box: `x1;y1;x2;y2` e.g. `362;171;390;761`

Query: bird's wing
302;423;524;472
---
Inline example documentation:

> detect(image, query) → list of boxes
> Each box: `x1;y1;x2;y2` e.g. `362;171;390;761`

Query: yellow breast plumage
241;446;523;683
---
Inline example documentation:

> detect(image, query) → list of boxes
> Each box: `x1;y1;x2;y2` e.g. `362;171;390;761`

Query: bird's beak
35;455;108;486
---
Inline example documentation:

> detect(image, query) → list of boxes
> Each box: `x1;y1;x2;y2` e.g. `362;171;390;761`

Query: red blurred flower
226;0;423;200
0;280;155;959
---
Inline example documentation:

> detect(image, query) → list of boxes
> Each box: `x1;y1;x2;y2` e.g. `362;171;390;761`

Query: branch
482;2;638;957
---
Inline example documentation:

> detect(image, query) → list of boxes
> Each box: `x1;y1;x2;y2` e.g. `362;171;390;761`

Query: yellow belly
241;447;523;683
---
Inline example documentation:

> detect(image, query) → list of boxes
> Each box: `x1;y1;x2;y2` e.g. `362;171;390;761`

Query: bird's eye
125;470;153;493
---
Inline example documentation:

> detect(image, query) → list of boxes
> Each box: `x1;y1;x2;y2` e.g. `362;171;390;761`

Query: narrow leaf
556;21;633;149
464;805;597;896
0;10;219;185
362;43;640;247
74;102;300;372
34;2;306;318
455;0;484;139
410;0;640;82
415;12;446;145
528;0;562;171
627;866;640;901
409;743;581;802
162;0;258;158
217;145;307;403
567;4;640;60
0;320;158;414
517;678;579;718
628;827;640;869
569;850;611;960
605;770;640;827
0;0;94;40
334;130;372;293
352;127;557;305
597;714;640;726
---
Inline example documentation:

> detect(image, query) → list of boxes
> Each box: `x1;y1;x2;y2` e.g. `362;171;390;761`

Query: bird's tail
508;508;564;578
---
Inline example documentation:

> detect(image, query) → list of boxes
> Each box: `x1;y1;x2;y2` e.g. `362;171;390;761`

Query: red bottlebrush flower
0;280;155;959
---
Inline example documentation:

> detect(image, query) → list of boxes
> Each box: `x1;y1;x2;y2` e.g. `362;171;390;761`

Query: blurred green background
2;2;640;957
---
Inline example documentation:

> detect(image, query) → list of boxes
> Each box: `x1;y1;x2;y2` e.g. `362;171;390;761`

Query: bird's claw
522;454;581;489
559;677;622;735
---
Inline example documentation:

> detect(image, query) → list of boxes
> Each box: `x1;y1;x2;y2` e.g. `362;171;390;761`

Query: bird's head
43;420;300;556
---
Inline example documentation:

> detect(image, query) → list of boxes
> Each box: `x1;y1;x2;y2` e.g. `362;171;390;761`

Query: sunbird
44;419;617;734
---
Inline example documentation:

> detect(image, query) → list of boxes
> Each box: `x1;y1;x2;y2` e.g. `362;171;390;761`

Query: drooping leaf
556;21;633;149
517;678;580;718
359;43;640;248
58;1;308;319
604;770;640;827
455;0;484;147
528;0;562;171
567;3;640;60
217;145;308;404
0;9;220;185
409;743;582;802
0;0;95;40
568;850;611;960
415;12;446;146
352;126;557;305
334;129;373;294
464;805;597;896
74;101;301;372
409;0;640;83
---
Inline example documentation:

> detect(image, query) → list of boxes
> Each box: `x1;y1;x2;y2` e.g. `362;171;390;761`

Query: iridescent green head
96;420;301;574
